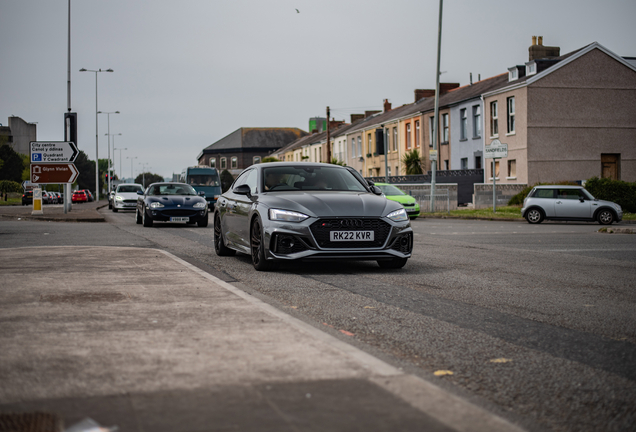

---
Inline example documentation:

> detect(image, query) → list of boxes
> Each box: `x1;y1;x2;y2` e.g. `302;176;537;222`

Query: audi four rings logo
338;219;363;228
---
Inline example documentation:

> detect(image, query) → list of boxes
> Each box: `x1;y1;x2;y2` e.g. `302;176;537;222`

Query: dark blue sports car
136;182;209;227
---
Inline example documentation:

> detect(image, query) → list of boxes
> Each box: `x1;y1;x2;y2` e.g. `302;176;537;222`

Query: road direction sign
485;139;508;159
31;164;79;184
30;141;79;163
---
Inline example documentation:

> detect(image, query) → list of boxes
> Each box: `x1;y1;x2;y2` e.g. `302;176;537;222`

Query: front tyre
142;206;153;227
377;257;408;269
525;208;544;224
214;214;235;256
251;218;274;271
597;209;614;225
197;214;209;227
112;206;118;212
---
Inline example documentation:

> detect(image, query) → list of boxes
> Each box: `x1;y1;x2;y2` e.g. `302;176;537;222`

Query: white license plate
170;217;189;222
330;230;374;241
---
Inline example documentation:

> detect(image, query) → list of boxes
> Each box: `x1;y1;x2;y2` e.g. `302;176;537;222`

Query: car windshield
117;185;143;193
262;166;368;192
148;184;198;196
377;184;405;196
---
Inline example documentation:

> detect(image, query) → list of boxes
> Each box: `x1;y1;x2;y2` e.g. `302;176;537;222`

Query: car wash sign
485;139;508;159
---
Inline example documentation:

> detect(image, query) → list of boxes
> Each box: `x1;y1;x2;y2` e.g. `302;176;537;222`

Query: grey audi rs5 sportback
214;162;413;271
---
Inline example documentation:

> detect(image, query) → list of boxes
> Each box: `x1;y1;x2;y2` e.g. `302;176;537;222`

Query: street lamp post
114;142;127;181
79;68;113;202
127;156;138;183
98;110;120;194
106;132;123;178
139;162;150;188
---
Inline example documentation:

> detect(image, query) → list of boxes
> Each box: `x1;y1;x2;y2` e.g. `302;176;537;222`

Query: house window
368;168;373;177
415;121;420;147
395;166;399;175
490;160;500;179
209;157;216;168
231;156;238;169
357;137;362;157
367;133;373;154
507;159;516;178
387;166;391;176
220;157;227;170
526;62;536;75
490;101;499;137
473;105;481;138
461;158;468;169
509;68;518;81
460;109;467;140
444;160;449;170
442;114;449;143
253;156;261;164
429;117;435;146
351;138;356;157
507;97;515;134
393;127;398;151
406;123;411;149
475;156;482;169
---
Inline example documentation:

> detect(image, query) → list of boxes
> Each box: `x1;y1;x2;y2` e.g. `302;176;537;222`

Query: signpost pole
493;158;497;212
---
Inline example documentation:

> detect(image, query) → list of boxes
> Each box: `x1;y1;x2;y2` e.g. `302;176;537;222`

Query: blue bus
180;166;222;209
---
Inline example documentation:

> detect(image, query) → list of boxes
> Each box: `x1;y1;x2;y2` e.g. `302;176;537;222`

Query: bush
584;177;636;213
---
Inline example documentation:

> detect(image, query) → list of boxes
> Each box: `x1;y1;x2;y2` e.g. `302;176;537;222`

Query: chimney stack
414;89;435;102
383;99;392;112
350;114;365;123
439;83;460;95
529;35;560;61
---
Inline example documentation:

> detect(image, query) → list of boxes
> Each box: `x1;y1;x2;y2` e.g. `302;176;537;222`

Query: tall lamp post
127;156;138;183
114;142;127;182
105;132;123;178
98;110;120;194
139;162;151;188
79;68;113;202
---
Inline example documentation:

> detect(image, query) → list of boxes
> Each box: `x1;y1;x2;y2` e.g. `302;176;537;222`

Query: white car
112;183;144;212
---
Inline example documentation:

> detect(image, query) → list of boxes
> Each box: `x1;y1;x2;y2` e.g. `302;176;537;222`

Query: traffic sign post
30;141;79;163
31;164;79;184
32;187;43;215
485;139;508;212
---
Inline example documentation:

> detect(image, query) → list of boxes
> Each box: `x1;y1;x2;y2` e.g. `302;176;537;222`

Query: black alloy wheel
597;209;614;225
251;218;273;271
214;214;235;256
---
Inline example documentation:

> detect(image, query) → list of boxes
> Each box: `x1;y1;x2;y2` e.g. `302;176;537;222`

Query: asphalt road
1;211;635;431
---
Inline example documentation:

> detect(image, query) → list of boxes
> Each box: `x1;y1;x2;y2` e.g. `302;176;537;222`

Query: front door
601;154;620;180
554;188;592;219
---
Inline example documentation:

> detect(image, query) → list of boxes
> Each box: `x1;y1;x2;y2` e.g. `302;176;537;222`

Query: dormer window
526;61;537;76
509;68;518;81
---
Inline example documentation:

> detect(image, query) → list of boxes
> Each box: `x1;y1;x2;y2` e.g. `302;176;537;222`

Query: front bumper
114;199;138;210
263;216;413;262
147;207;208;222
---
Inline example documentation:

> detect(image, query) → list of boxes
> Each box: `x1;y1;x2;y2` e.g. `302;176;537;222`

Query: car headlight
269;208;309;222
386;208;408;222
149;201;164;209
115;195;123;200
193;202;206;209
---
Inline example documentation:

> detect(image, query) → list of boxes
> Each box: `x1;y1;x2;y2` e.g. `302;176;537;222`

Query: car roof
533;185;582;189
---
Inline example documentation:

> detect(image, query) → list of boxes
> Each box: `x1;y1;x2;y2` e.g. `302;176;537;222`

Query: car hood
116;192;142;199
261;191;401;217
385;194;416;204
149;196;205;207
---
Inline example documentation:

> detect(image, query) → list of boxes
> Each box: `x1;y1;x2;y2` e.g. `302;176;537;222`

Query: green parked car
375;183;420;220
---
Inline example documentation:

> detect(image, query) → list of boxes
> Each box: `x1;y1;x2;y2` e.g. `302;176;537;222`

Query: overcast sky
2;0;635;179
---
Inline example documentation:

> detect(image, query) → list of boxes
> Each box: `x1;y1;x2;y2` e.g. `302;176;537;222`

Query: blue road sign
32;153;42;162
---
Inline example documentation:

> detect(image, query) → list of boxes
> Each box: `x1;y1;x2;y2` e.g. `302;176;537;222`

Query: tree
262;156;279;163
135;172;164;187
0;144;25;182
402;149;423;175
220;169;234;193
73;150;96;192
0;180;22;200
20;154;29;181
330;157;345;166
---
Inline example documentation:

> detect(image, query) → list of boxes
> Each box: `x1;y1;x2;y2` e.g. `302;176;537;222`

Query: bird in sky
295;9;299;13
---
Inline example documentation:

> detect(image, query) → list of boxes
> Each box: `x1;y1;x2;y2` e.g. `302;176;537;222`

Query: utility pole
326;106;331;163
430;0;443;212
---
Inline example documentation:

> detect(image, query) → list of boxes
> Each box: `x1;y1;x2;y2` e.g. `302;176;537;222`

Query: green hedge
584;177;636;213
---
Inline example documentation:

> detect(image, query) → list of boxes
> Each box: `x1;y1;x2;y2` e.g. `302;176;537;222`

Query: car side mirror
137;190;143;195
367;179;375;186
370;185;383;195
579;197;585;202
233;184;251;196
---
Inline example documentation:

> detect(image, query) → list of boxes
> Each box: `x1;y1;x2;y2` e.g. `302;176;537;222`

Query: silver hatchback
521;185;622;225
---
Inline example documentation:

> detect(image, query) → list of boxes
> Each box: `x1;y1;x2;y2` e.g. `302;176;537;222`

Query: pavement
0;243;526;432
0;200;106;223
